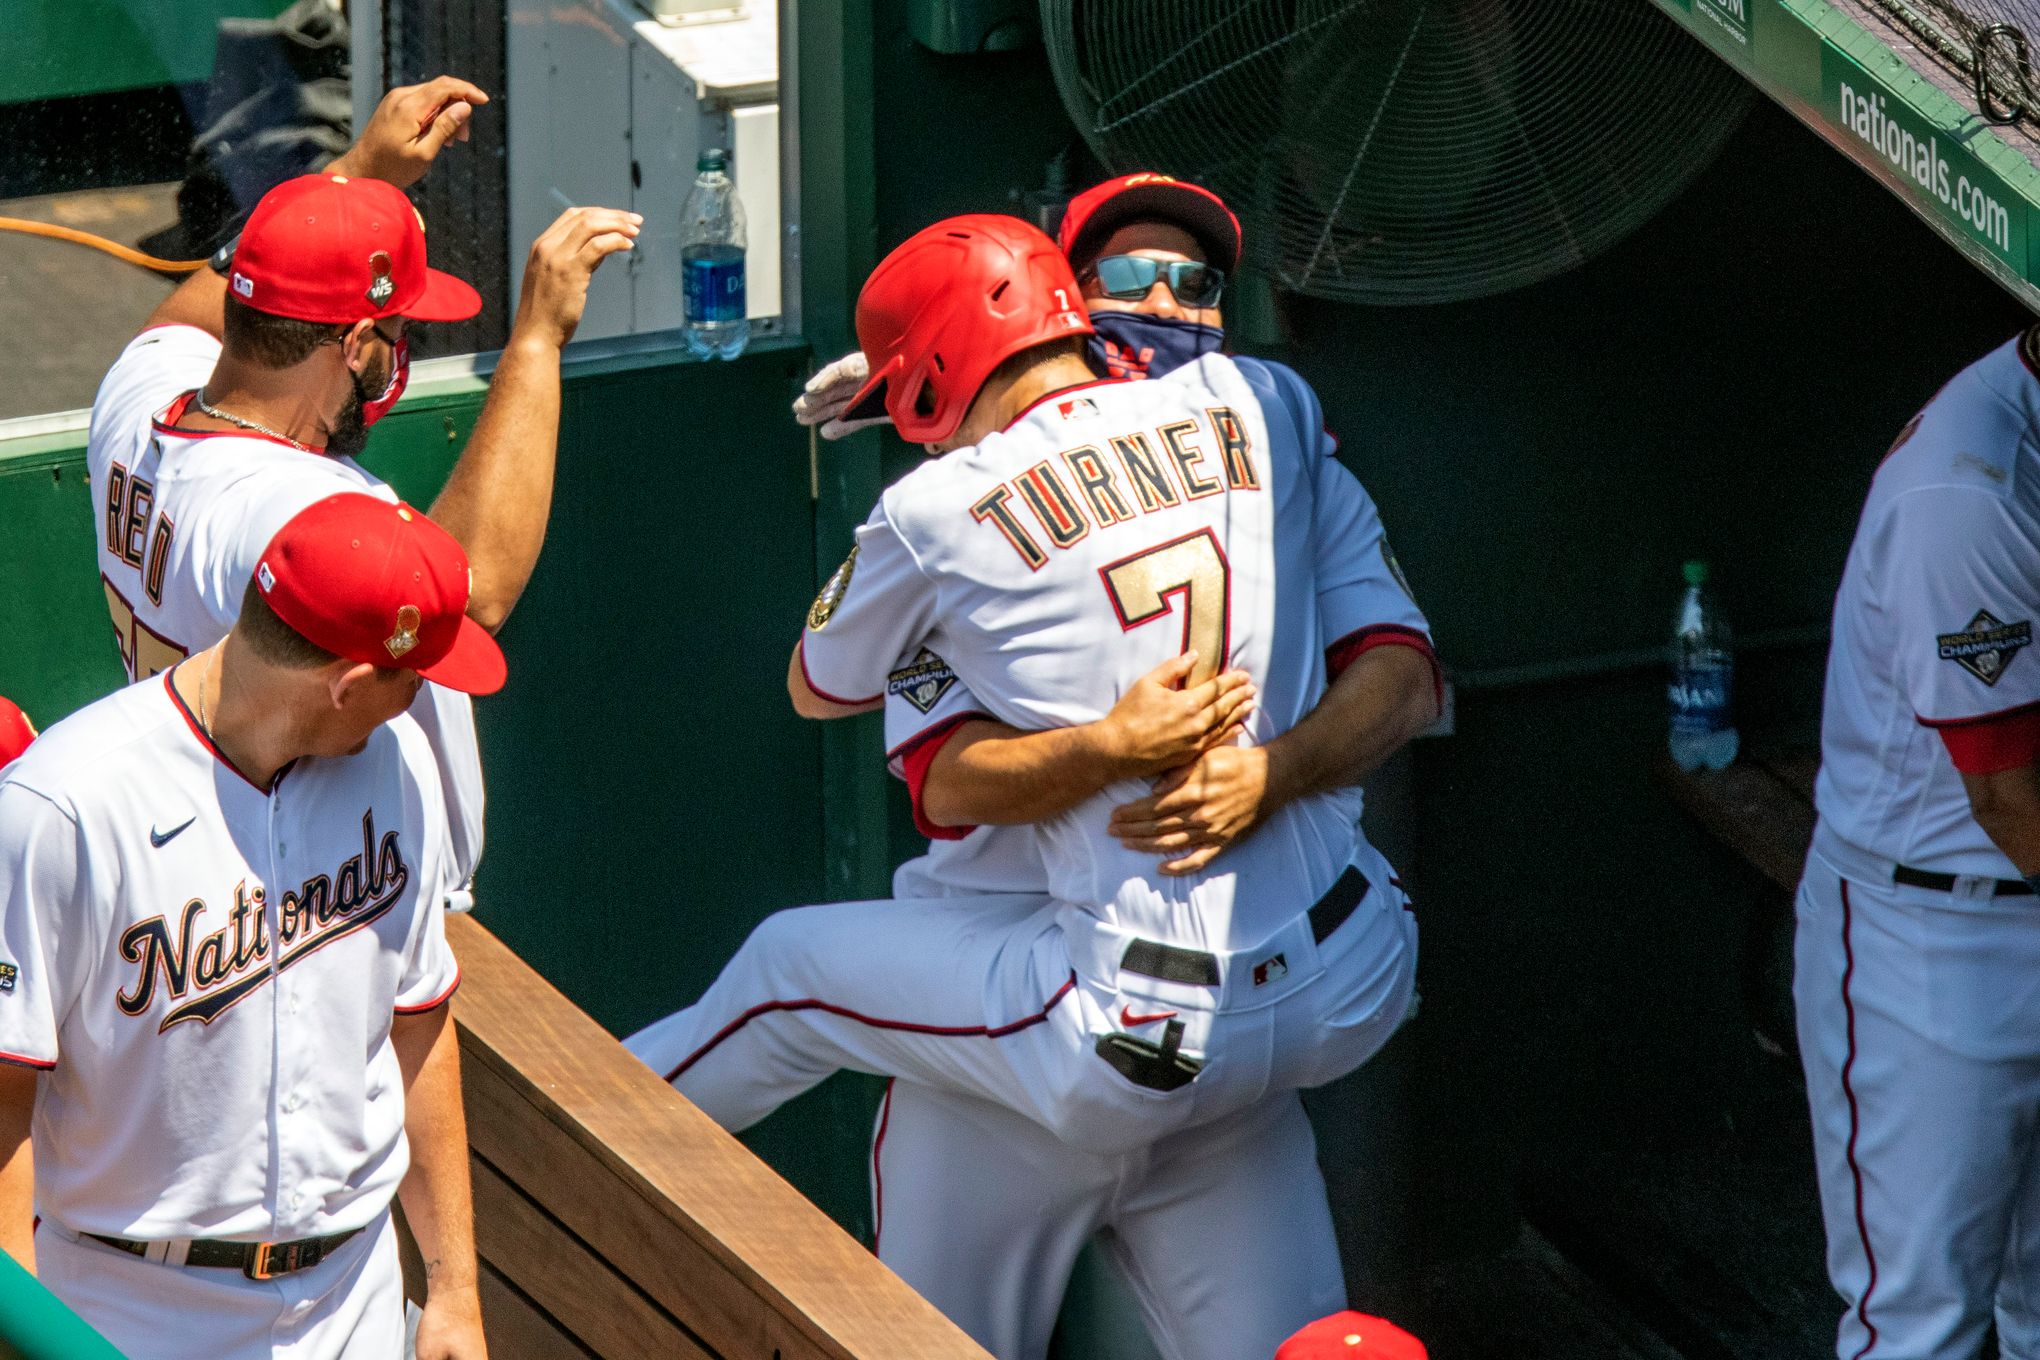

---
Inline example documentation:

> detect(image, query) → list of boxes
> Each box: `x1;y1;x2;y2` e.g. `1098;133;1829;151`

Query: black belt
1117;867;1371;987
85;1226;361;1280
1097;869;1376;1093
1893;864;2034;897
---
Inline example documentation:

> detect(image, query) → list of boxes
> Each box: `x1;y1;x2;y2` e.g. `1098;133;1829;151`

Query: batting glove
793;351;891;440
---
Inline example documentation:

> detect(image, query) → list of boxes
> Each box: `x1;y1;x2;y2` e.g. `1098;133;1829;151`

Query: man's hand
793;352;891;440
511;207;643;350
1109;743;1273;876
327;77;490;190
414;1284;489;1360
1095;652;1255;778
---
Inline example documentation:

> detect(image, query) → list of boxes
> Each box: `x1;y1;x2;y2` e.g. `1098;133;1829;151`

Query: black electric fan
1041;0;1755;304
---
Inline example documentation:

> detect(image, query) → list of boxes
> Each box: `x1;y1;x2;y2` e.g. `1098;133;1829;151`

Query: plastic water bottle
1668;559;1740;772
681;149;748;360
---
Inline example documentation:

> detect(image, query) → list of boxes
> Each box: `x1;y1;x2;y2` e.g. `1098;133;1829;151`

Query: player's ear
328;660;381;710
340;320;379;374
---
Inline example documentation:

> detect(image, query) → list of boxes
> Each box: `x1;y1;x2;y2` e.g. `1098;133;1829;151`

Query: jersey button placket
269;787;308;1235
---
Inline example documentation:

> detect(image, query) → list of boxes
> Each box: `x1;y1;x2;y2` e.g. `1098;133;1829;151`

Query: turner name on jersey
968;401;1263;570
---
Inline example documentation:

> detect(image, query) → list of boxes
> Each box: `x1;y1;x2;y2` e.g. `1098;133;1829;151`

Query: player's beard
325;354;389;461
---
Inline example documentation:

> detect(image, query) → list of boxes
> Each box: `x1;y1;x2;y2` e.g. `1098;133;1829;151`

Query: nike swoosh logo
149;817;196;849
1120;1005;1179;1028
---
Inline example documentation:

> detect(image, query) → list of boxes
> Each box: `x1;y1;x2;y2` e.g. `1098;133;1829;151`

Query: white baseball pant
873;1078;1345;1360
627;853;1417;1156
34;1211;403;1360
1796;856;2040;1360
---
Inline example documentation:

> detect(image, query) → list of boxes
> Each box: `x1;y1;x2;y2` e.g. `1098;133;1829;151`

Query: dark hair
986;335;1089;391
222;295;344;370
236;576;340;669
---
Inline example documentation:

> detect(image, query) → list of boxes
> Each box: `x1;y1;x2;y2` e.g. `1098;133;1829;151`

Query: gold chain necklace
192;390;312;453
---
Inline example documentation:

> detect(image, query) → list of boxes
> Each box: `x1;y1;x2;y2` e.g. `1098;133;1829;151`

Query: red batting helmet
842;214;1094;444
0;696;36;767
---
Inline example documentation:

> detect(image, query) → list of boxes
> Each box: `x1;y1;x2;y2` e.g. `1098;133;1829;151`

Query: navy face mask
1086;310;1224;381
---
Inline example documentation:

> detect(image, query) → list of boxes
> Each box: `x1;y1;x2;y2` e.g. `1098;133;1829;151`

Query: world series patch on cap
1275;1311;1428;1360
228;174;482;326
254;494;505;695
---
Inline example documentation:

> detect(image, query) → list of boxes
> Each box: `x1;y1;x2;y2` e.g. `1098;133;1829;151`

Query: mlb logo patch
1056;397;1099;420
257;561;276;592
1252;953;1288;987
0;962;17;994
230;272;255;299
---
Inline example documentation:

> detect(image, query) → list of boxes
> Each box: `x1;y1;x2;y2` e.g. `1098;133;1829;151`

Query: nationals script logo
117;811;410;1031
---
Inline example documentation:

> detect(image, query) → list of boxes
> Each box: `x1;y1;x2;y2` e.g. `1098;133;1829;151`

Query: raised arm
427;207;639;632
141;77;491;340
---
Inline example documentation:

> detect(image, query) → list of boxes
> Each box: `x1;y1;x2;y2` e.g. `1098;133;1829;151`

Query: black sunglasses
1086;255;1226;308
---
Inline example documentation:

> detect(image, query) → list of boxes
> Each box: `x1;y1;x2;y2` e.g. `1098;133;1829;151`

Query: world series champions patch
808;544;859;630
889;648;959;714
1938;609;2033;686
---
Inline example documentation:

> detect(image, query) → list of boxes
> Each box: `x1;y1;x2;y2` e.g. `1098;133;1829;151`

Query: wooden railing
1659;743;1818;893
435;915;992;1360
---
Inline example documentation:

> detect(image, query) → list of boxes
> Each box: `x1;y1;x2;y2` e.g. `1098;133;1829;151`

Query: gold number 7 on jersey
1099;528;1231;686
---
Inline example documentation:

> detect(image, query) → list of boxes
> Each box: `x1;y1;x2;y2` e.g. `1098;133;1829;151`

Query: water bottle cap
1682;559;1709;587
697;149;730;173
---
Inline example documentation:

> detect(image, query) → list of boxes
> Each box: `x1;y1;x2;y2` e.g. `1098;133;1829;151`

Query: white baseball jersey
1815;329;2040;882
803;355;1429;952
0;671;459;1241
87;325;485;890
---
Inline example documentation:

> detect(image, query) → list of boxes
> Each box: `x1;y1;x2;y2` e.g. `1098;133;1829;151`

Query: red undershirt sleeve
896;714;989;842
1326;625;1443;713
1933;703;2040;775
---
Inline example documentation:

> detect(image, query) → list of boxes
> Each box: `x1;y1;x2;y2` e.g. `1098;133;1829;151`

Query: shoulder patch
1382;539;1415;603
0;962;17;994
888;648;958;715
1938;609;2032;686
807;545;859;630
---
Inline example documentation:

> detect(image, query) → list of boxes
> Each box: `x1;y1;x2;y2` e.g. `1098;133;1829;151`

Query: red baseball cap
229;174;482;326
254;494;505;696
1059;172;1244;275
0;696;36;766
1276;1312;1428;1360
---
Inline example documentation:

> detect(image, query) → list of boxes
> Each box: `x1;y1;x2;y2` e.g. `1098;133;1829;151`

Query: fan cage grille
1044;0;1755;305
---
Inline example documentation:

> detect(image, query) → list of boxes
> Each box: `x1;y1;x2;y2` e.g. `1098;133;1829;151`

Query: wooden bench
1659;743;1819;894
428;914;992;1360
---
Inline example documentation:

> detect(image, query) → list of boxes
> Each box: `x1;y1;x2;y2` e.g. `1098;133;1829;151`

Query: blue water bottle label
684;248;747;324
1669;661;1731;734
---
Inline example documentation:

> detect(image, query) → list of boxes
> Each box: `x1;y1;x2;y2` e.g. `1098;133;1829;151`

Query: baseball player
87;75;637;900
786;176;1437;1358
0;698;34;767
631;214;1432;1359
1800;324;2040;1360
0;493;503;1360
